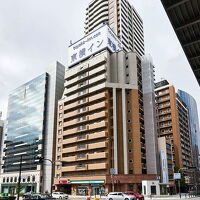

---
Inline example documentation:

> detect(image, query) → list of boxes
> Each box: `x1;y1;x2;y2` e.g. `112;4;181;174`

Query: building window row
3;176;35;183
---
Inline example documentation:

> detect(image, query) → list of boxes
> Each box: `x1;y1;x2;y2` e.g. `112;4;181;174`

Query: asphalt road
67;197;200;200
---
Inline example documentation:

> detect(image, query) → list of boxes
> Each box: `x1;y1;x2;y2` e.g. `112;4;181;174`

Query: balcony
64;121;107;136
62;166;76;172
76;164;88;171
63;137;77;145
76;154;88;160
62;156;76;162
88;131;107;140
89;121;107;130
89;101;107;111
87;163;107;170
88;152;107;160
88;111;107;121
89;91;107;102
88;141;107;150
62;146;76;154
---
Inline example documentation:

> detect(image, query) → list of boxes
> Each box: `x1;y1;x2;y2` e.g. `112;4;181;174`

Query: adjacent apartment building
155;80;192;184
85;0;145;56
0;62;65;194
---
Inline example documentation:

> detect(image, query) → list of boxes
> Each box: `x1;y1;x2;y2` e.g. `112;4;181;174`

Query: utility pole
17;155;23;200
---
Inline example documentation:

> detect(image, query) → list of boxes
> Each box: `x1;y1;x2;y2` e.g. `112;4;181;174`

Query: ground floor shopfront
1;183;37;195
54;174;157;195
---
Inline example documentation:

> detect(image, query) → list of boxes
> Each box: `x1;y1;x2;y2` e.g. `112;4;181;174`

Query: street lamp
17;155;23;200
176;168;187;198
35;156;65;194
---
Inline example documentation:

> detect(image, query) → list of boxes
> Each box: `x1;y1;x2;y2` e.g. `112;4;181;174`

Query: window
79;66;84;70
129;150;132;153
127;101;130;104
77;135;86;140
57;165;61;170
57;156;61;161
78;98;86;104
78;72;87;79
79;107;86;113
129;160;133;163
58;138;62;143
78;116;86;121
59;113;63;118
77;144;86;149
128;129;131;133
10;177;13;182
58;130;62;135
78;125;86;130
59;105;63;110
3;177;5;183
78;89;87;96
57;147;61;152
27;176;30;182
128;110;131;113
128;119;131;123
56;174;60;179
6;177;9;183
129;139;132;143
14;177;17;182
23;178;26;182
59;121;62;126
32;176;35;182
129;170;133;174
79;81;87;87
77;154;86;159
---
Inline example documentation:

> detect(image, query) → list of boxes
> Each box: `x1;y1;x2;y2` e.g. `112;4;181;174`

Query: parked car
51;192;68;199
23;194;53;200
124;191;144;200
107;192;136;200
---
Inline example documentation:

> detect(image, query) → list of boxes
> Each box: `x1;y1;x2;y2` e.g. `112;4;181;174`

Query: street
67;196;200;200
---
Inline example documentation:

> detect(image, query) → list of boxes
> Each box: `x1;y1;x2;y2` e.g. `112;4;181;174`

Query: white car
107;192;136;200
52;192;68;199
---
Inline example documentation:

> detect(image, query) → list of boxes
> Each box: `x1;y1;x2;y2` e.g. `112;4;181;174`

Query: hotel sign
68;24;122;67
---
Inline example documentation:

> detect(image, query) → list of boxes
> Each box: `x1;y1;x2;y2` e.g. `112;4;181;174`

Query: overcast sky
0;0;200;120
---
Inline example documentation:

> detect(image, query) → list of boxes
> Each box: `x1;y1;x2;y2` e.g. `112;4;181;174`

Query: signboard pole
111;174;114;192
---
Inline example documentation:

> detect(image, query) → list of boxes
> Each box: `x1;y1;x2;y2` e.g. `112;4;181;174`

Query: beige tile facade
54;49;153;194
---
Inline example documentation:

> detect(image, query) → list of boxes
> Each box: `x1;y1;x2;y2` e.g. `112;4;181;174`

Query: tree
15;184;24;195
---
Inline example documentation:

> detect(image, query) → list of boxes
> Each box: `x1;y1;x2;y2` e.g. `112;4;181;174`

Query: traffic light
35;156;44;163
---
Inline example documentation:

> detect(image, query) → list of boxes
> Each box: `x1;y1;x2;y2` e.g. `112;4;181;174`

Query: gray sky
0;0;200;120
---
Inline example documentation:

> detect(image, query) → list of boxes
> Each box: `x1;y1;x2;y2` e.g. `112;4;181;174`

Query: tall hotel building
0;62;65;194
155;81;192;183
85;0;145;56
54;0;157;192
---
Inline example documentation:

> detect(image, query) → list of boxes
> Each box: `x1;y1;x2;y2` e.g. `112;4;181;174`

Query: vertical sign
160;149;169;184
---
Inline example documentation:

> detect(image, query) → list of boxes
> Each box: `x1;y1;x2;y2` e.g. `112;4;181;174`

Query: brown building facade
155;80;192;184
54;49;157;195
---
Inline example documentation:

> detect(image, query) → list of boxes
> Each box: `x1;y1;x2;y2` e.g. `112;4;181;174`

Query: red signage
59;180;71;184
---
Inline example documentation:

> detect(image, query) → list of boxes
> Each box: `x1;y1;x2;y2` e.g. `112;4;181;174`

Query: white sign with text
68;24;122;67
